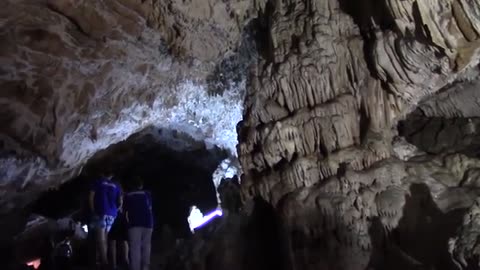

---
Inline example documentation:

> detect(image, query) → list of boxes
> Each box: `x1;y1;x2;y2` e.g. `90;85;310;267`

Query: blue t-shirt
124;190;154;228
91;178;121;217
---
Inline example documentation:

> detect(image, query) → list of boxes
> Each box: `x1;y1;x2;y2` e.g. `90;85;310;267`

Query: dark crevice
338;0;396;80
388;184;467;270
399;108;480;157
254;0;276;64
206;19;258;96
242;197;293;270
358;102;370;144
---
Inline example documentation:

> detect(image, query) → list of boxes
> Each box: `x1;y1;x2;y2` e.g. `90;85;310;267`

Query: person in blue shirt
124;177;153;270
88;170;122;269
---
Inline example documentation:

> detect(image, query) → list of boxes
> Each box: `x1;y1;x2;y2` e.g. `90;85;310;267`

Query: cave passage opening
32;127;230;237
19;127;237;268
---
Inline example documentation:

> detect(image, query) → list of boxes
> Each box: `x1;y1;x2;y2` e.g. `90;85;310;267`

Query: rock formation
2;0;480;269
238;0;480;269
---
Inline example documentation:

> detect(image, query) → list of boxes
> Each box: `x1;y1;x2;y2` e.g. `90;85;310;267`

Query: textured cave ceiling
2;0;480;269
0;0;255;213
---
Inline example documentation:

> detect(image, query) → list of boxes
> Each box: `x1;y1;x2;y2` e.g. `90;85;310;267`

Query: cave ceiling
0;0;255;212
2;0;480;268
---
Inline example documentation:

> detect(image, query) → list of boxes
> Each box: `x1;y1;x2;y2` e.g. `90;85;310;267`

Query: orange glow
26;258;41;269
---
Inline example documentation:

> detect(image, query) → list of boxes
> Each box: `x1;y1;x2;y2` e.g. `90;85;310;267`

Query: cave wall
238;0;480;269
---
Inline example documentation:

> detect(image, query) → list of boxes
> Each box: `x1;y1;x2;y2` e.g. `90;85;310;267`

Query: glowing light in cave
187;206;223;232
82;224;88;233
26;258;41;269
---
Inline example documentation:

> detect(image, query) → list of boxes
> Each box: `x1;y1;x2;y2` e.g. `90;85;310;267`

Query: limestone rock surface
0;0;254;212
238;0;480;269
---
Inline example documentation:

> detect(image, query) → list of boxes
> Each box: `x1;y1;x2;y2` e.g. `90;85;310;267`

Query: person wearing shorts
88;170;122;269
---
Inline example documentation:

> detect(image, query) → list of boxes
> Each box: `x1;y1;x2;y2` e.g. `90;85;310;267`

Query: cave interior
2;0;480;270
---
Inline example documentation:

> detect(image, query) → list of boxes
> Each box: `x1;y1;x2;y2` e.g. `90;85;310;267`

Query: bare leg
95;227;108;266
109;240;117;269
121;240;130;266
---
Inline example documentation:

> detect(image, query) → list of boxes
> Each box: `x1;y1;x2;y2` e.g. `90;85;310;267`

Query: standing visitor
124;178;154;270
89;169;122;270
109;183;130;270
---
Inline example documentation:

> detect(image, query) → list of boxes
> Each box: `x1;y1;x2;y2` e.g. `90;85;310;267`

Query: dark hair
101;167;114;177
133;177;144;189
